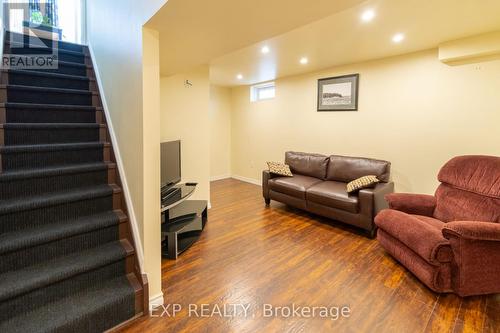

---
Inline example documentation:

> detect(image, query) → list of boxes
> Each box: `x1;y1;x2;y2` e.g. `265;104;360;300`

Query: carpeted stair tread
6;47;85;65
53;59;90;70
0;210;126;255
0;141;106;153
2;123;102;129
2;123;104;145
18;62;90;77
0;184;116;215
0;275;135;333
28;60;92;69
3;102;97;111
2;69;90;82
0;163;114;201
3;85;93;106
2;84;93;95
1;142;108;172
2;104;98;124
20;60;90;77
0;162;111;182
3;69;92;91
6;31;85;52
0;240;131;303
5;41;87;57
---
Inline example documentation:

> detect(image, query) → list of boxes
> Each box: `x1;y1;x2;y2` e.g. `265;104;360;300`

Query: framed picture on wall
317;74;359;111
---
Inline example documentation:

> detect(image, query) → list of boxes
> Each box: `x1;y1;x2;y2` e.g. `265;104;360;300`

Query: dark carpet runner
0;32;137;332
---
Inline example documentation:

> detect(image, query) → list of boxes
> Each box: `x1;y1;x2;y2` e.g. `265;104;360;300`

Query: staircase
0;32;147;332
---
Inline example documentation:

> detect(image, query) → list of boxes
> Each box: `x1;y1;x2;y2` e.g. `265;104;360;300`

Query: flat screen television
161;140;181;189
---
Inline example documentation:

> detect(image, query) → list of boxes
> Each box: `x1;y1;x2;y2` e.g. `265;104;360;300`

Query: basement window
250;82;275;102
4;0;85;44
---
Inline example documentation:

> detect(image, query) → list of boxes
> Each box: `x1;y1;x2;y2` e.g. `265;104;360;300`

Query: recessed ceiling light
261;46;270;54
300;57;308;65
361;10;375;22
236;74;243;80
392;33;405;43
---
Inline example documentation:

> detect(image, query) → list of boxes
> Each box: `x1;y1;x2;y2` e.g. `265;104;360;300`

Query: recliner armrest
442;221;500;242
441;221;500;296
385;193;436;217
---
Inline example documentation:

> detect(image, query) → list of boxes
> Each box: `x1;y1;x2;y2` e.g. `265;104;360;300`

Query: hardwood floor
122;179;500;333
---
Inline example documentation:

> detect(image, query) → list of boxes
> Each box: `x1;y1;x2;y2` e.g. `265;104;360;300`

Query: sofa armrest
441;221;500;296
359;182;395;218
385;193;436;217
262;170;278;201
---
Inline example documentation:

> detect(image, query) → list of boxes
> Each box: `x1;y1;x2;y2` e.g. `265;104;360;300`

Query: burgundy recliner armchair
375;155;500;297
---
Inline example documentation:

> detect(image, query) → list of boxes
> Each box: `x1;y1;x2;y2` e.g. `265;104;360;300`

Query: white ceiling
149;0;500;86
210;0;500;86
147;0;366;76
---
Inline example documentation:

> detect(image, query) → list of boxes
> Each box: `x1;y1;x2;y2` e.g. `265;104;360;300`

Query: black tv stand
160;183;207;259
161;186;180;201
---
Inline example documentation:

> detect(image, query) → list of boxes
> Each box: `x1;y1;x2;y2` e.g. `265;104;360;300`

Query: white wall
209;85;232;180
0;1;4;58
230;49;500;194
86;0;167;302
141;26;161;304
160;66;211;203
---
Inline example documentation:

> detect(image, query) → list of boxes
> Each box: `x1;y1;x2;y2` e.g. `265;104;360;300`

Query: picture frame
317;74;359;111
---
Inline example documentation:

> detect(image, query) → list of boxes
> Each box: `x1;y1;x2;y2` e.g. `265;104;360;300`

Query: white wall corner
149;292;165;310
231;175;262;186
210;174;231;181
87;43;145;272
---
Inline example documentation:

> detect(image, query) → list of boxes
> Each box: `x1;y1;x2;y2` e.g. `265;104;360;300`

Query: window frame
250;81;276;102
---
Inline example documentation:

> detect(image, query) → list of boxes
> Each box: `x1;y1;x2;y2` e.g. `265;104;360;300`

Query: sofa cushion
346;175;380;193
326;155;391;183
267;161;293;177
306;181;359;213
268;175;322;199
285;151;329;179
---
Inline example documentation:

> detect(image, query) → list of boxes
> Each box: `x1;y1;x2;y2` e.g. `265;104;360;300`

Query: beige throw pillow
346;175;380;193
267;162;293;177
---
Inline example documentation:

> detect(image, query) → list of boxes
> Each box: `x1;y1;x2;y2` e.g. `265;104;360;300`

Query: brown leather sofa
263;152;394;237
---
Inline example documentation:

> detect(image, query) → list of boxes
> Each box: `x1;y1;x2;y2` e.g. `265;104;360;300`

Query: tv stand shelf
161;184;196;212
162;200;207;259
161;183;207;259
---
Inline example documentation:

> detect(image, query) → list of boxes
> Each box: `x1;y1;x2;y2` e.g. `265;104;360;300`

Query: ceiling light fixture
300;57;308;65
236;74;243;80
361;10;375;22
261;46;270;54
392;33;405;43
